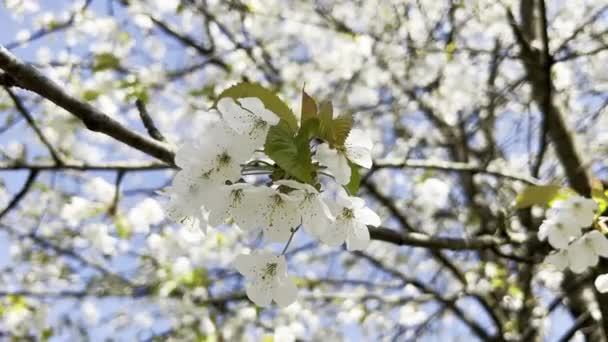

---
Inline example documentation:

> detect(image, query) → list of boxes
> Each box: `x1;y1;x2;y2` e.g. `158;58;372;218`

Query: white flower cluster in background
538;195;608;293
165;88;381;307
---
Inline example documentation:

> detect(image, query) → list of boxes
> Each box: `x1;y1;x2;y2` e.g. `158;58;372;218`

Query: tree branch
135;99;166;142
368;226;504;251
4;87;63;165
0;170;38;221
0;46;176;165
372;158;541;185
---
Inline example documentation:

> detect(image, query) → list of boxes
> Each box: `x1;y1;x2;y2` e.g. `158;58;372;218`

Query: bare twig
0;170;38;221
0;46;176;165
135;99;166;142
4;87;63;165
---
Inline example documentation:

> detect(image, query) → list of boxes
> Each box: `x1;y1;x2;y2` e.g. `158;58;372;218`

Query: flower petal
596;274;608;293
355;206;381;227
316;144;351;184
346;222;371;251
246;281;273;307
274;278;298;308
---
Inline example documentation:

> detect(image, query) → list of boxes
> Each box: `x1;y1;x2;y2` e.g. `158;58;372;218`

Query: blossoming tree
0;0;608;340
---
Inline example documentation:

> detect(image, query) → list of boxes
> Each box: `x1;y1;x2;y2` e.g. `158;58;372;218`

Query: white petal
547;229;570;249
346;145;372;169
587;231;608;257
596;274;608;293
233;253;256;278
238;97;279;125
538;221;550;241
346;129;373;150
545;251;568;270
274;278;298;308
316;144;351;184
355;206;381;227
246;281;273;307
217;97;254;134
318;219;348;247
346;222;371;251
568;241;598;273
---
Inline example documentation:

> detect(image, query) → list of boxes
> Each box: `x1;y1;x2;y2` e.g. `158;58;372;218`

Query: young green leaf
301;89;318;124
515;185;572;209
92;53;120;72
346;162;361;195
591;179;608;215
215;82;298;132
316;101;353;147
264;125;314;183
331;113;353;147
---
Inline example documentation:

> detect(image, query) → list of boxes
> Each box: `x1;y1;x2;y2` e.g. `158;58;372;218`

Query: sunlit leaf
515;185;572;209
215;82;298;131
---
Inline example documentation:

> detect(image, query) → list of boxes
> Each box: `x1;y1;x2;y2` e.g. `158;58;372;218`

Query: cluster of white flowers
166;92;381;307
539;196;608;292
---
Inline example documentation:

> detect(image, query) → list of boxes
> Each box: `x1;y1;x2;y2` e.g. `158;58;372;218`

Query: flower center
261;262;278;280
218;152;231;166
230;188;244;205
342;208;354;219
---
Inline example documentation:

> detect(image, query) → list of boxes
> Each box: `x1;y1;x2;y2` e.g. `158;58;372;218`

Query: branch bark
0;46;176;166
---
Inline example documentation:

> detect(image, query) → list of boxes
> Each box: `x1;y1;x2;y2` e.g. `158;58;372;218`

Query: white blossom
128;198;165;234
217;97;279;147
566;231;608;273
551;196;598;227
83;223;116;255
274;180;334;238
320;188;381;250
595;274;608;293
315;129;373;184
234;251;297;307
537;213;581;249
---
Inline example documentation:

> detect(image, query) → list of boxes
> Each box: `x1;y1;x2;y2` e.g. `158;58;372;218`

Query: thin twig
4;87;63;165
135;99;166;142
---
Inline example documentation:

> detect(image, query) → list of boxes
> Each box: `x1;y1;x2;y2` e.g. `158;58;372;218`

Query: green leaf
515;185;572;209
301;89;317;124
92;53;120;72
82;89;101;102
41;328;54;341
264;124;314;183
331;113;353;146
215;82;298;132
346;162;361;195
592;180;608;215
316;101;353;147
114;213;132;239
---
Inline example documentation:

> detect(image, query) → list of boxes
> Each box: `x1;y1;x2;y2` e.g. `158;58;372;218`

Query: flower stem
281;226;300;255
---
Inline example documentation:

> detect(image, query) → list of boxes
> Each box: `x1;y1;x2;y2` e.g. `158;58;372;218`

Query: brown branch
0;170;38;221
4;87;63;165
368;226;504;251
0;46;176;166
135;99;166;142
372;158;541;185
0;161;172;172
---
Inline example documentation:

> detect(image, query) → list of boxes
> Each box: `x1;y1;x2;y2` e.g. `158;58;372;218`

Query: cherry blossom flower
233;251;297;307
174;119;254;184
165;171;211;232
550;196;598;227
537;213;581;249
595;274;608;293
316;129;373;184
320;188;381;250
566;231;608;273
217;97;279;146
274;180;334;238
128;198;165;234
